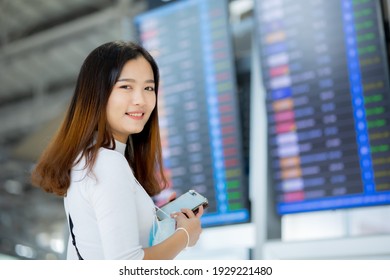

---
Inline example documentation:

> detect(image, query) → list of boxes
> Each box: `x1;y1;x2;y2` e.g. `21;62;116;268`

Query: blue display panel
254;0;390;215
135;0;250;226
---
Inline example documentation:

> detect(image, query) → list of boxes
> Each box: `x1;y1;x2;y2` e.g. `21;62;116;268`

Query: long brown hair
31;41;167;197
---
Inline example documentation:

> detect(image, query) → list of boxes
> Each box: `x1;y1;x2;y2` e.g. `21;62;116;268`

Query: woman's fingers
195;205;204;217
180;208;195;218
170;210;186;220
170;206;204;219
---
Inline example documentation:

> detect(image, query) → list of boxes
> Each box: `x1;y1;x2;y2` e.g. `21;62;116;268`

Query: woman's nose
131;89;145;105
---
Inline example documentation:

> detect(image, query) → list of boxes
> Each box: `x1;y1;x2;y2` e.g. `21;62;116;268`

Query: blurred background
1;0;390;260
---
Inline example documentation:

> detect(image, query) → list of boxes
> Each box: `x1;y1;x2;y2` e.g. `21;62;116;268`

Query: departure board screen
135;0;250;226
255;0;390;215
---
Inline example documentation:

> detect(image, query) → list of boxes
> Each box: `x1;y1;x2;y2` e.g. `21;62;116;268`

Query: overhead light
50;238;65;254
15;244;36;259
230;0;254;22
36;232;51;248
4;179;24;195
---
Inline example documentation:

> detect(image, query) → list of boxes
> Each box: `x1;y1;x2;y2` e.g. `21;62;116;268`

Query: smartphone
156;190;208;220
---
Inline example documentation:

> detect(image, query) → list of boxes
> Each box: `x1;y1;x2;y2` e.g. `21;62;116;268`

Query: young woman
31;41;203;260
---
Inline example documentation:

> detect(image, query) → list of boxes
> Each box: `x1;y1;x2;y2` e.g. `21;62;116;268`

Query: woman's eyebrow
117;78;154;83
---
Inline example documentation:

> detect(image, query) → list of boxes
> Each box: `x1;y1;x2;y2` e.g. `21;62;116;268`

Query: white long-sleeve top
64;140;155;259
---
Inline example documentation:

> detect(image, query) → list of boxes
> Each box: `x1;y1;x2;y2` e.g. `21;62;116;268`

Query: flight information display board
255;0;390;214
135;0;250;226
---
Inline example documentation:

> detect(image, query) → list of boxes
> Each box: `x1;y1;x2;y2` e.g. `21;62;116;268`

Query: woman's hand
171;205;204;247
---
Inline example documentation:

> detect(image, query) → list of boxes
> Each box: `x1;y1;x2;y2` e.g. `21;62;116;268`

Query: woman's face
106;56;157;143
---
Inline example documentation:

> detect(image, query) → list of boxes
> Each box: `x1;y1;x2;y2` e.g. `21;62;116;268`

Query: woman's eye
145;86;155;91
120;85;132;90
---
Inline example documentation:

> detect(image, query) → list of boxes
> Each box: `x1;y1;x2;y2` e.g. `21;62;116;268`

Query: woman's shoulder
97;147;126;161
94;147;133;175
72;147;127;171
